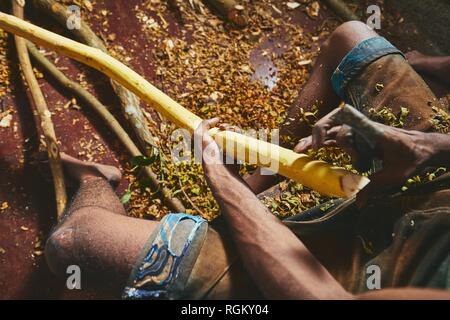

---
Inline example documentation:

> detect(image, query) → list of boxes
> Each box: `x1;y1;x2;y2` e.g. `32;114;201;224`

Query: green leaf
131;155;157;167
190;187;201;196
121;190;132;204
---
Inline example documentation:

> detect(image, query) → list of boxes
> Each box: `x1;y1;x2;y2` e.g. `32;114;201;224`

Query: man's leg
246;21;378;193
45;154;158;292
46;155;261;299
280;21;378;141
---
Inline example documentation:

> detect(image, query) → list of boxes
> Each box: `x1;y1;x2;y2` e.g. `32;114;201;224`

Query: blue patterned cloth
331;36;405;101
123;213;207;300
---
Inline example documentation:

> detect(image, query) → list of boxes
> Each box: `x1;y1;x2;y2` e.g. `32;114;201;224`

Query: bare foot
405;50;430;72
406;51;450;87
405;50;446;75
60;153;122;186
405;50;427;62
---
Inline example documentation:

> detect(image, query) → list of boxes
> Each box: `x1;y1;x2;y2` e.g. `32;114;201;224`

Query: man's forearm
203;162;350;299
429;133;450;167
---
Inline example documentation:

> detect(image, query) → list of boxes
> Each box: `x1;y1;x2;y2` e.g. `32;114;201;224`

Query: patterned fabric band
123;213;208;299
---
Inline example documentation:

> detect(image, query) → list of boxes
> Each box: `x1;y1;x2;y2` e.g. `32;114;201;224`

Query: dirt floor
0;0;448;299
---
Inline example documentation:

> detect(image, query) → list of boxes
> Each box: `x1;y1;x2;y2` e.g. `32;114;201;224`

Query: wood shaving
286;2;301;10
0;113;12;128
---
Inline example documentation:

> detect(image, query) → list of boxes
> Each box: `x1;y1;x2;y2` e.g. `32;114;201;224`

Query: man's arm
196;117;450;300
204;161;351;299
195;119;351;299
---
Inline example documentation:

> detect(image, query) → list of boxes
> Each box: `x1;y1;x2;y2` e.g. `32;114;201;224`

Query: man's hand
193;118;241;176
193;117;221;165
294;108;440;207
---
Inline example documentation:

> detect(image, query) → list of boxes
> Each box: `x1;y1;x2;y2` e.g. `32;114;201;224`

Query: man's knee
45;209;95;276
45;227;76;277
332;21;375;39
322;21;378;66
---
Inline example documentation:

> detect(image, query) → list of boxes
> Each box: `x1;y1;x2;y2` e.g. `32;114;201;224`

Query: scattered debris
430;106;450;133
375;82;384;92
369;106;409;128
0;29;11;98
33;250;44;256
271;4;282;15
286;2;301;10
83;0;93;12
306;1;320;18
33;67;44;79
0;201;8;211
357;235;374;255
298;59;312;66
401;167;447;192
0;113;12;128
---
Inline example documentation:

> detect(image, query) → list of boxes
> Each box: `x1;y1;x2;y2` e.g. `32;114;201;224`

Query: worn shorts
122;214;208;299
123;213;261;299
331;36;447;132
284;173;450;292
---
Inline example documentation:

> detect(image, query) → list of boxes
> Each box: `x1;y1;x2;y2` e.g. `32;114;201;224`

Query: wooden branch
26;41;185;212
320;0;360;21
204;0;248;27
32;0;158;157
12;0;67;218
0;12;370;198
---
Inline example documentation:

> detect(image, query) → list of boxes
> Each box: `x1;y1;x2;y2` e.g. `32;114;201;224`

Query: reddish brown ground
0;0;447;299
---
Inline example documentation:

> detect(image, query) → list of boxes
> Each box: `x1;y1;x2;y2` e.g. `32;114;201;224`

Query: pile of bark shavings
0;29;10;100
113;0;345;220
109;0;345;220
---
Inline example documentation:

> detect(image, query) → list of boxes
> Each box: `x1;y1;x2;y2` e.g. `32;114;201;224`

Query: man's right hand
294;108;444;208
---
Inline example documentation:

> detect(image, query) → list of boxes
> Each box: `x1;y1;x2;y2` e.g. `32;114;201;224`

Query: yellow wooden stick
0;12;369;197
211;129;368;197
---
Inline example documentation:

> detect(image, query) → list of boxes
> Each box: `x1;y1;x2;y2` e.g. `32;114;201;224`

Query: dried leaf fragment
0;113;12;128
375;83;384;92
298;59;312;66
0;201;8;210
286;2;301;10
306;1;320;18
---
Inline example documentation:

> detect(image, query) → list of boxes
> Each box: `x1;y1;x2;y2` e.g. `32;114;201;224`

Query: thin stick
320;0;360;21
0;11;369;197
177;177;205;216
204;0;248;27
12;0;67;218
32;0;158;157
26;42;185;212
31;0;185;211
